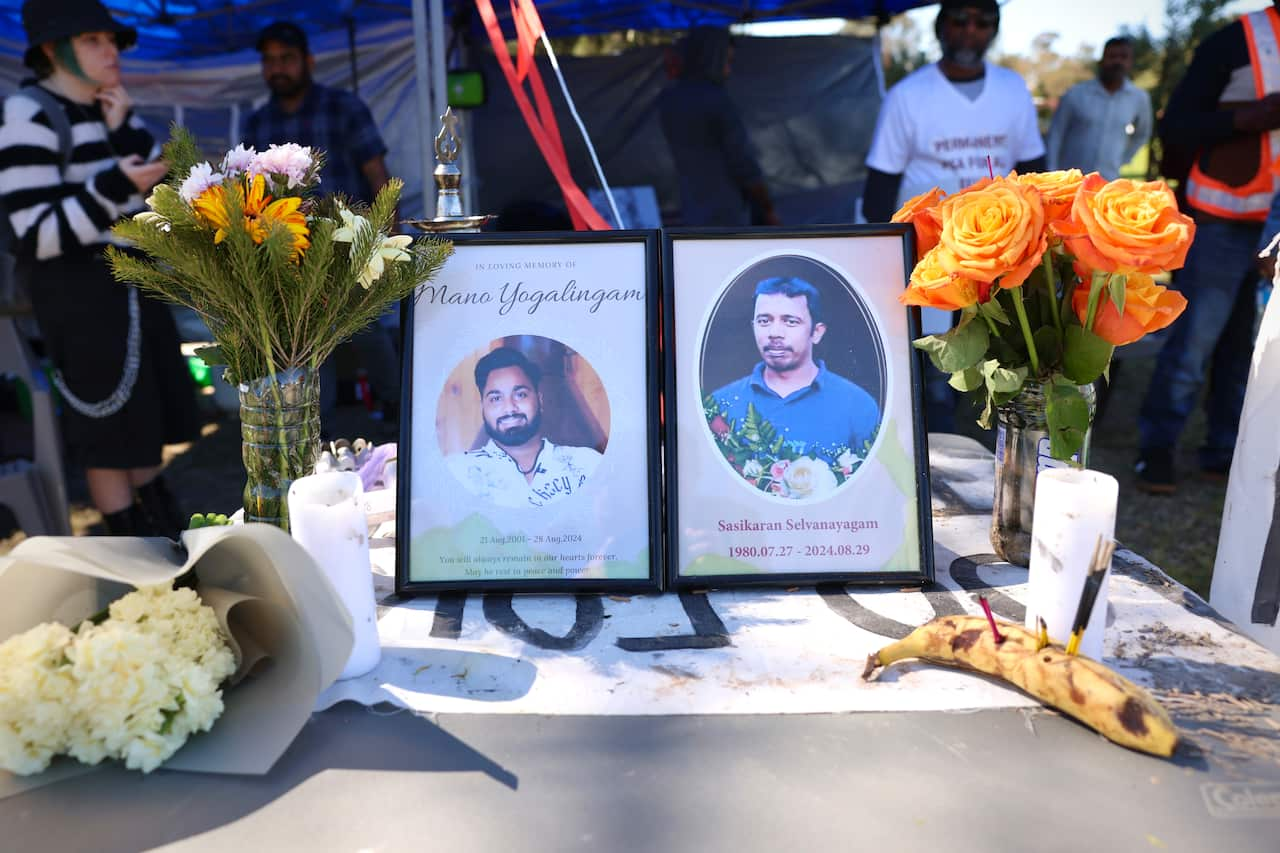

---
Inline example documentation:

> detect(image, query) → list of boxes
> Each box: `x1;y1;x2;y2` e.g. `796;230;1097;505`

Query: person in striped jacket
0;0;200;536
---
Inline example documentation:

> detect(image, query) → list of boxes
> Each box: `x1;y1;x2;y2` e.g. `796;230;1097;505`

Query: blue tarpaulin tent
0;1;935;219
0;2;930;59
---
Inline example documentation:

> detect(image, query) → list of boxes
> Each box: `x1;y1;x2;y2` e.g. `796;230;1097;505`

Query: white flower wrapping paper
0;524;353;796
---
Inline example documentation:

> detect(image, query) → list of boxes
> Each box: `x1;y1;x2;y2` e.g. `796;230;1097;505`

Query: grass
1088;354;1224;598
1118;142;1151;181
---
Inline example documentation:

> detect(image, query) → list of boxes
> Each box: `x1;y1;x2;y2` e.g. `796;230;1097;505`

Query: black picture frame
396;230;663;595
663;225;933;589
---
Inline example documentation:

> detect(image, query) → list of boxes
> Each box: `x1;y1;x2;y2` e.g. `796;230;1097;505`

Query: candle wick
987;154;995;179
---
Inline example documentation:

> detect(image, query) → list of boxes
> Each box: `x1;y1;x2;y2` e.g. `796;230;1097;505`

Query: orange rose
937;176;1047;289
892;187;945;260
900;245;981;310
1070;271;1188;345
1014;169;1084;224
1053;174;1195;274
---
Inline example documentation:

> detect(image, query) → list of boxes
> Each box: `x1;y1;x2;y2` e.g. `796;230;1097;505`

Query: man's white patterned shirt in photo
447;438;602;508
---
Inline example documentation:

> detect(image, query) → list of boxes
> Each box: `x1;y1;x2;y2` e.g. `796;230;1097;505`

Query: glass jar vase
990;381;1097;566
239;367;321;530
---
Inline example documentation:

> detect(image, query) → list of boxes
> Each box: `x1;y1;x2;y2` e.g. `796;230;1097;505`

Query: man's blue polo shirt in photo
710;360;881;463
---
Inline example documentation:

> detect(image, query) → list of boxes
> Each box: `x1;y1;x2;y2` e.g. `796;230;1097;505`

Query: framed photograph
396;231;663;594
665;226;933;588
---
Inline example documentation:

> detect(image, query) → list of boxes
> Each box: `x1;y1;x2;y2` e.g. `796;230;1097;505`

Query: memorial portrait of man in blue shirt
708;276;882;469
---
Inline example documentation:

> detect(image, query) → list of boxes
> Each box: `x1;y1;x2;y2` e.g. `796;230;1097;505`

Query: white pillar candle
288;471;381;679
1025;468;1119;660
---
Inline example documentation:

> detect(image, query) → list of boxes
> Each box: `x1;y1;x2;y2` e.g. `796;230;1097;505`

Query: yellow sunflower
192;175;310;259
191;184;231;236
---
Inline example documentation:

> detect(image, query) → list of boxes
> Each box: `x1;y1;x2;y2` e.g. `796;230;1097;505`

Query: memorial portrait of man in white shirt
445;346;604;509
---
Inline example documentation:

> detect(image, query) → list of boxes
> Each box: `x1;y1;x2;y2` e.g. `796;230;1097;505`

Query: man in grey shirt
1047;37;1152;179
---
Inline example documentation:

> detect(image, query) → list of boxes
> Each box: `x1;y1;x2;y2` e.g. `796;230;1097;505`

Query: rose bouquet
107;128;452;527
704;397;872;499
0;583;235;775
895;170;1194;462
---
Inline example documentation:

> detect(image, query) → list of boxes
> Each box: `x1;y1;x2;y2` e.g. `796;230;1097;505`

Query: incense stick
979;595;1004;644
1065;535;1116;656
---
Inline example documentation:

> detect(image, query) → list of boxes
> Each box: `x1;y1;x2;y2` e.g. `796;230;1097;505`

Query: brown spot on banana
1118;697;1150;737
1066;670;1086;706
950;628;984;653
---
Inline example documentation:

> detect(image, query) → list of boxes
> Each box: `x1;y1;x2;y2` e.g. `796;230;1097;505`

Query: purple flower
249;144;314;189
221;144;257;176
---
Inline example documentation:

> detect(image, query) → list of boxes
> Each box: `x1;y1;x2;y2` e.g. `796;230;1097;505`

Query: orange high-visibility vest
1186;8;1280;221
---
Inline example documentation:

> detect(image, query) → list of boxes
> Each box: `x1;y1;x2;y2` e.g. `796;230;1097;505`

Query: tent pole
411;0;436;217
429;0;449;152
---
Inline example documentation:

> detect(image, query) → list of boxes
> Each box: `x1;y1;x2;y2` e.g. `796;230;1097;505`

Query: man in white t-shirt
862;0;1045;431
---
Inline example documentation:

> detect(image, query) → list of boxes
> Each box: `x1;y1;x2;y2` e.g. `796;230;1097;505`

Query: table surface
3;435;1279;852
4;706;1279;853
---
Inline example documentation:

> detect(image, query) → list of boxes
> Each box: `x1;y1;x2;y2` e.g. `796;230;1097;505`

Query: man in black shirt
1136;4;1280;494
658;27;779;227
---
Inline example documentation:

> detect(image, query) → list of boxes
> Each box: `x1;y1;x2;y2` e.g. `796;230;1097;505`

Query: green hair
53;40;88;80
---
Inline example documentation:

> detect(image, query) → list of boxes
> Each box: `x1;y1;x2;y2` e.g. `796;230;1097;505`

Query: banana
862;615;1179;757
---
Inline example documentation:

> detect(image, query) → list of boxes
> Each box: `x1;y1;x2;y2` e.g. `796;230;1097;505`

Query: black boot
101;504;157;536
135;475;185;540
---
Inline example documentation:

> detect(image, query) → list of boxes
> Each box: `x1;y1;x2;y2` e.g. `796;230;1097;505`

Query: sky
954;0;1260;57
743;0;1265;57
909;0;1262;57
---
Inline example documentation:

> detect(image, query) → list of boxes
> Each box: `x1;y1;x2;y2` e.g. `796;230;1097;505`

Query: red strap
475;0;610;230
512;0;539;84
510;0;568;167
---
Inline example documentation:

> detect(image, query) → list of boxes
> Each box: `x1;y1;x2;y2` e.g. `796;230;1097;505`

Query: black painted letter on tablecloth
430;592;468;640
817;582;965;640
482;593;605;651
948;555;1025;623
615;593;732;652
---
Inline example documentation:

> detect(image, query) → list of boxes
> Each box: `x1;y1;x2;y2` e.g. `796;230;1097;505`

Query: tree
878;13;932;87
1117;22;1160;89
995;33;1095;133
549;29;676;58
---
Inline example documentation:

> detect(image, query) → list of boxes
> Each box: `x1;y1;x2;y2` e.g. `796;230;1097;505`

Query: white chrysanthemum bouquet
0;584;236;775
